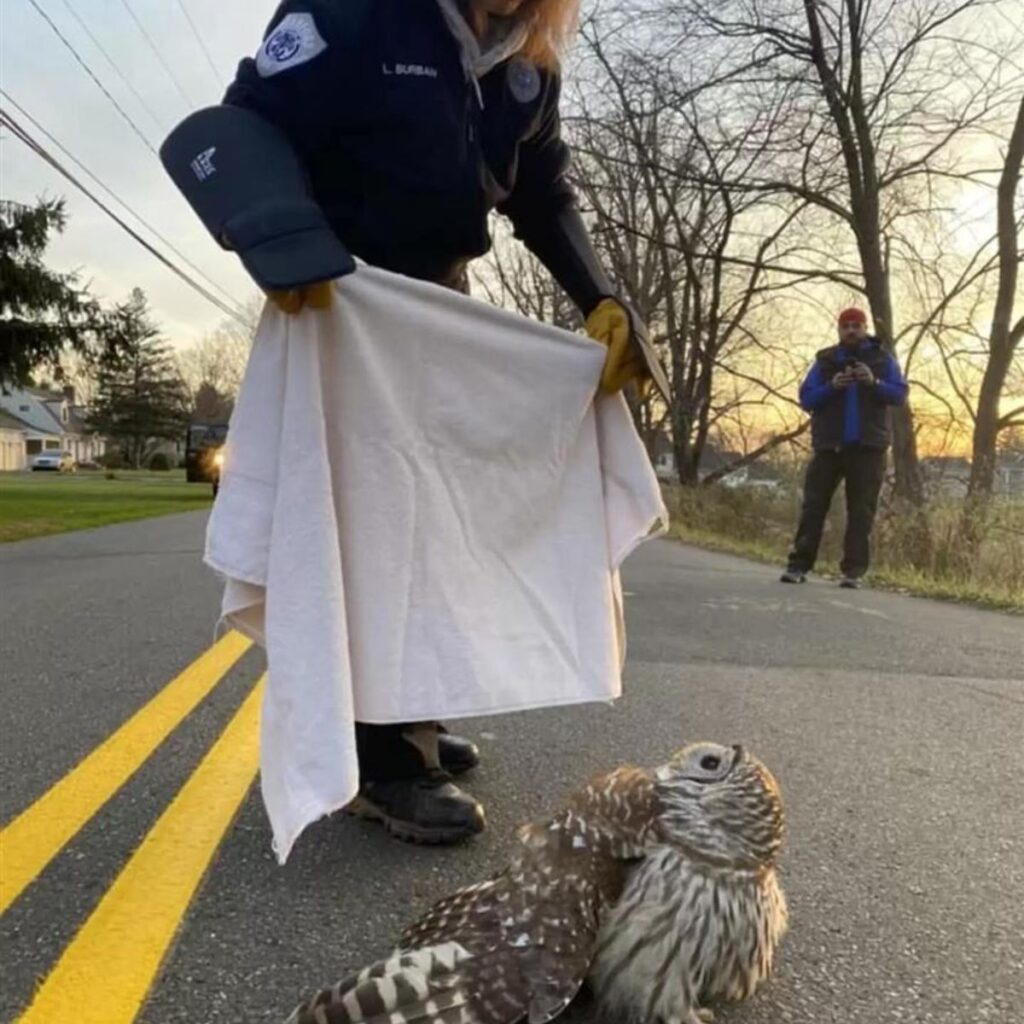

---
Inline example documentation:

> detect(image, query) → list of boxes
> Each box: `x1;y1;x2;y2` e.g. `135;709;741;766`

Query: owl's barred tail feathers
285;942;476;1024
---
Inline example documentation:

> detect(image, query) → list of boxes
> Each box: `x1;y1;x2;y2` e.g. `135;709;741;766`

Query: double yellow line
0;632;262;1023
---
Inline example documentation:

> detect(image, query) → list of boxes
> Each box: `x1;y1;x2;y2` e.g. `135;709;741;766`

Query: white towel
205;266;667;863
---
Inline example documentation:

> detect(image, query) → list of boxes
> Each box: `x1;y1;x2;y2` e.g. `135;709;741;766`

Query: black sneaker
780;568;807;584
839;576;862;590
437;729;480;776
346;772;486;845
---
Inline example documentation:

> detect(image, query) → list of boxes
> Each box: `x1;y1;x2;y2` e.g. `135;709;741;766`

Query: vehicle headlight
213;450;225;468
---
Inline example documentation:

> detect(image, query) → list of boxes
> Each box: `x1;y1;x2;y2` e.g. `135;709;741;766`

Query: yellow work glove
585;297;651;394
266;280;335;315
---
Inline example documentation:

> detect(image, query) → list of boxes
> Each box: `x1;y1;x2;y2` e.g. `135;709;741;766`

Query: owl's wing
510;765;659;1023
284;943;476;1024
286;767;658;1024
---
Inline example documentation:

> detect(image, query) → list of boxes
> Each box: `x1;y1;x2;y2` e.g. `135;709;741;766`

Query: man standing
781;308;908;589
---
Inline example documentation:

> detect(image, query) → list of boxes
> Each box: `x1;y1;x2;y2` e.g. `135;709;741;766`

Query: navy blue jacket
800;339;908;450
224;0;574;285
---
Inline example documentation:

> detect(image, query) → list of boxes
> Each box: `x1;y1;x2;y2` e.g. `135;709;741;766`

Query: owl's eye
700;755;721;772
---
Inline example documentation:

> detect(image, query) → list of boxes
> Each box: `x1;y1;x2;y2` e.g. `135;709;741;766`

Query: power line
24;0;159;155
116;0;195;110
173;0;224;92
1;88;246;315
1;104;249;327
57;0;167;134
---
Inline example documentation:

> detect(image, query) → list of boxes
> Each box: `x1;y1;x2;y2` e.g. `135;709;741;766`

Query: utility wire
1;105;249;326
173;0;224;92
116;0;195;109
24;0;159;155
57;0;167;134
1;89;246;315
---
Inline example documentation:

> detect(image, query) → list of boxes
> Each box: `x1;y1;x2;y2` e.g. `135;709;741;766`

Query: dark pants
357;722;441;782
356;266;469;784
788;447;886;578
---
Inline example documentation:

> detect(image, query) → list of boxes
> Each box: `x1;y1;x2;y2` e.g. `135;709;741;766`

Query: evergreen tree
90;290;190;468
192;381;234;424
0;199;107;388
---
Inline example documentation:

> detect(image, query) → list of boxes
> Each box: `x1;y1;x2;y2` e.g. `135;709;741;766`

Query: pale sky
1;0;279;347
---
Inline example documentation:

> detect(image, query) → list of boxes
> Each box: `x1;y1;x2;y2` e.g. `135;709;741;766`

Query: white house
0;386;106;468
0;409;30;471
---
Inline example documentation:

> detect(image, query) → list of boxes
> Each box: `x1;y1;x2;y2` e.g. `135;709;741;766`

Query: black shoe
438;730;480;775
346;772;486;845
780;568;806;583
839;576;862;589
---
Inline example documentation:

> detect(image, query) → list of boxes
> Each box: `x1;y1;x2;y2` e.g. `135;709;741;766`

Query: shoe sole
344;795;484;845
780;577;806;584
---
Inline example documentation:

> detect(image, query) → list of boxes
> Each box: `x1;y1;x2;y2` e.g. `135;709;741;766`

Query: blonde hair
469;0;580;70
519;0;580;69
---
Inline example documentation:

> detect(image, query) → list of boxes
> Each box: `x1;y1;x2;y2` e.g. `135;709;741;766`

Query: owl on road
286;742;787;1024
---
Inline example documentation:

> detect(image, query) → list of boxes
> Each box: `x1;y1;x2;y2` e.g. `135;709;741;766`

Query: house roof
0;387;63;436
0;409;32;433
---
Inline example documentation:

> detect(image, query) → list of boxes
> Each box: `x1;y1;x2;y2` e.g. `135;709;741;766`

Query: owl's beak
731;744;746;768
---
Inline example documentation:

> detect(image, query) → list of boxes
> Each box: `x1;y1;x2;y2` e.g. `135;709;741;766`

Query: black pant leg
356;722;441;782
841;449;887;578
788;450;844;572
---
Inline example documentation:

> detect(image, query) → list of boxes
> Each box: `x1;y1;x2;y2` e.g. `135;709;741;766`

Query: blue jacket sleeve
799;363;836;412
874;353;909;406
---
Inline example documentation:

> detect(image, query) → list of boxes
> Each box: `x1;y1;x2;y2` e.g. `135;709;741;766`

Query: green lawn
0;471;214;543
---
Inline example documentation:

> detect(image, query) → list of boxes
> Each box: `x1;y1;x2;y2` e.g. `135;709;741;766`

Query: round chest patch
507;59;541;104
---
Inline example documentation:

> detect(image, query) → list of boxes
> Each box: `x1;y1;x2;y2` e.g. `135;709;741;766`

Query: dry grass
663;483;1024;613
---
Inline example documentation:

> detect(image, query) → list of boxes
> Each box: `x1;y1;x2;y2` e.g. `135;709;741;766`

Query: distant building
921;456;972;498
995;452;1024;498
648;429;784;488
0;385;106;469
0;409;31;471
921;453;1024;499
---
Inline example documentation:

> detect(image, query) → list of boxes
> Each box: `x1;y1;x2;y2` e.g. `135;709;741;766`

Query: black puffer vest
811;341;893;450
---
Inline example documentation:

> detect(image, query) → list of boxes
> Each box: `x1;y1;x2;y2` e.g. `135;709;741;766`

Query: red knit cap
838;307;868;326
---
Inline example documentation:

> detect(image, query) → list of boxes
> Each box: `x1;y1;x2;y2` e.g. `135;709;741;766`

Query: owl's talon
697;1010;716;1023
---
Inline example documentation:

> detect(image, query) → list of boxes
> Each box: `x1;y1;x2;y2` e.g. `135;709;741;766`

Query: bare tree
892;92;1023;496
176;296;261;405
564;11;815;482
669;0;1024;504
473;221;579;330
970;95;1024;495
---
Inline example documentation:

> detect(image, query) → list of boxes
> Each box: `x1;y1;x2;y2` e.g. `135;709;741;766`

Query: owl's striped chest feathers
588;845;788;1022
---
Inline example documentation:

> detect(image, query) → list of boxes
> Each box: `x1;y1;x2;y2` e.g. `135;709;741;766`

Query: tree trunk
968;96;1024;497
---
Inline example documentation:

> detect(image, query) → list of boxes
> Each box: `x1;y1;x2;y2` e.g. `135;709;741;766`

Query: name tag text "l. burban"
382;62;439;78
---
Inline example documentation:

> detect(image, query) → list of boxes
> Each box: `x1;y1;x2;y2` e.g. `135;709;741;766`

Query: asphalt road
1;510;1021;1023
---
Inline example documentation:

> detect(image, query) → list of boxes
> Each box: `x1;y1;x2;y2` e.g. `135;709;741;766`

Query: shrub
148;452;173;471
664;483;1023;611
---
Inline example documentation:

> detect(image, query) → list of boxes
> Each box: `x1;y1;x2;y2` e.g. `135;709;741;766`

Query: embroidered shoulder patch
256;12;328;78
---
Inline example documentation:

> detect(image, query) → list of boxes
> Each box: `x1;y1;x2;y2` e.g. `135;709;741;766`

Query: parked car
32;451;76;473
